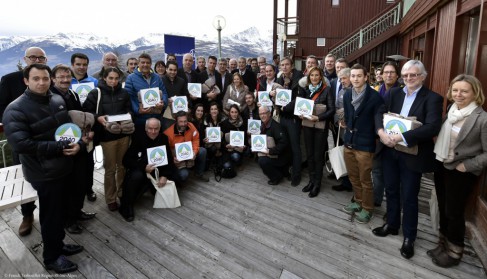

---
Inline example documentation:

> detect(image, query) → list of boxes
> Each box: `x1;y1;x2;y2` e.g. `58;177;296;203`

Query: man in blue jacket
125;53;168;132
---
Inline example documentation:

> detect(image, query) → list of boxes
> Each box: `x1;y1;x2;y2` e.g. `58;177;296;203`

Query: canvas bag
325;125;348;179
146;168;181;208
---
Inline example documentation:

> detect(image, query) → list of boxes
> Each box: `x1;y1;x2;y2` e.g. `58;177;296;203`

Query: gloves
120;120;135;134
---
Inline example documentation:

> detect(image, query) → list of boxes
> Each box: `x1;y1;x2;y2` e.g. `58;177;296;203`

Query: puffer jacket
124;68;169;125
3;89;74;182
83;80;132;142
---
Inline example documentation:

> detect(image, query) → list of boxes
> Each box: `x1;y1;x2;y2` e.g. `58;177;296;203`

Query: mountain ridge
0;27;273;77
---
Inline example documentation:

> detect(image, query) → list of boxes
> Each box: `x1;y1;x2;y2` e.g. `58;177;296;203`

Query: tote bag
325;125;348;179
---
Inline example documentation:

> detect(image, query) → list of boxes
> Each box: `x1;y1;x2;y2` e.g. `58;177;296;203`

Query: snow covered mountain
0;27;273;77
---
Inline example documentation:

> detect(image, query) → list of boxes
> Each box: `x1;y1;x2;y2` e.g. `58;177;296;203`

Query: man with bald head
92;52;125;82
0;46;48;237
177;53;198;84
0;47;47;120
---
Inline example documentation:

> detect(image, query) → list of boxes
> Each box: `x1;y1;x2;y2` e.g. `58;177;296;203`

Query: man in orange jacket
164;111;209;183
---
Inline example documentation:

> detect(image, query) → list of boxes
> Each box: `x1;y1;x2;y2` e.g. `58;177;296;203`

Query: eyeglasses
26;55;47;62
402;73;421;79
383;71;396;75
55;75;71;80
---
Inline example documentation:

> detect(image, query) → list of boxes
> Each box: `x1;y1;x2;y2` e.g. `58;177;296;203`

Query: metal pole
218;27;222;59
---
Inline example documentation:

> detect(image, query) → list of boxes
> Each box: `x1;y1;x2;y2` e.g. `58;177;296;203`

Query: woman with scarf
203;102;225;167
220;104;248;168
222;73;249;115
299;67;335;198
431;74;487;267
84;67;133;211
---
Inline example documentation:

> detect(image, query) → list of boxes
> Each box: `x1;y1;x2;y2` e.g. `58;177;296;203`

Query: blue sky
1;0;275;39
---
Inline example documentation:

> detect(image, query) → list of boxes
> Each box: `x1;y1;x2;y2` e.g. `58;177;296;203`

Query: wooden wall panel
400;0;443;33
430;0;457;96
294;0;397;57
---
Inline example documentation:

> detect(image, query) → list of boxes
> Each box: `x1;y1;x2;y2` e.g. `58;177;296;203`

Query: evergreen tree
16;60;23;71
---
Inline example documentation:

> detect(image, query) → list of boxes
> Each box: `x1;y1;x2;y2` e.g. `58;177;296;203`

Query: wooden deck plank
0;160;485;278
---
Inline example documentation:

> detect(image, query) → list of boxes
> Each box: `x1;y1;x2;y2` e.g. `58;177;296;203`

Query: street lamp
212;15;226;59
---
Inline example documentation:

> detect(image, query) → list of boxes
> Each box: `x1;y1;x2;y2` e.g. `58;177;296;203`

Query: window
332;0;339;7
317;38;326;47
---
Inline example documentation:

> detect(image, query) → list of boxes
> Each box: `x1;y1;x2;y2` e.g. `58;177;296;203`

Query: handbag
325;125;348;180
146;168;181;208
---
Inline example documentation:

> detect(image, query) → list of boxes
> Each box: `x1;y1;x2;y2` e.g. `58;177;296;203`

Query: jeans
176;147;207;182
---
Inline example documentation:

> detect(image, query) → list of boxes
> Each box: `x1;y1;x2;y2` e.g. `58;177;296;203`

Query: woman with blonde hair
222;72;249;115
431;74;487;267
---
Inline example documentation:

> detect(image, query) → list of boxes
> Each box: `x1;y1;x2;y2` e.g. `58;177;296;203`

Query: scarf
351;87;366;110
308;82;322;97
434;102;478;162
229;116;243;128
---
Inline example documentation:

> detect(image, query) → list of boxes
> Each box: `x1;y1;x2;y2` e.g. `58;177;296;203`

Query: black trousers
66;151;91;226
13;150;38;217
434;165;477;246
280;117;302;180
258;156;288;182
120;169;154;210
303;126;328;187
31;177;68;264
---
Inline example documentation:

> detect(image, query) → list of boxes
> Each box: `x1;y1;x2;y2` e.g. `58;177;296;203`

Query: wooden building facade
274;0;487;270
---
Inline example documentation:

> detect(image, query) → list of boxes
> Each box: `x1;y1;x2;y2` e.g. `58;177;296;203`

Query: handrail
329;2;403;59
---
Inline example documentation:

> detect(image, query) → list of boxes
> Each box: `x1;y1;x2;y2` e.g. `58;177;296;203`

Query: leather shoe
372;224;399;237
87;192;97;202
78;210;96;221
65;223;82;234
62;244;84;256
268;178;281;185
119;206;134;222
45;255;78;274
308;184;320;198
19;215;34;236
302;181;313;192
332;184;353;192
108;202;119;211
400;238;415;259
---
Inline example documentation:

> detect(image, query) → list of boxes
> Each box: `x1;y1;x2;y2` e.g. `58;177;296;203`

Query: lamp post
212;15;226;59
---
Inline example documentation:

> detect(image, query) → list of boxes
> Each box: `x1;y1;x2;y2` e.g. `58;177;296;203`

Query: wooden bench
0;164;37;210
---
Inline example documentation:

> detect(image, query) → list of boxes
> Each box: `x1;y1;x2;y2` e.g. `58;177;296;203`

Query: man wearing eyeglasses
0;46;47;237
372;60;443;260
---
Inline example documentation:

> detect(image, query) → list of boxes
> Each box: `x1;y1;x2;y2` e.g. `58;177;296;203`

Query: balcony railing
330;2;402;59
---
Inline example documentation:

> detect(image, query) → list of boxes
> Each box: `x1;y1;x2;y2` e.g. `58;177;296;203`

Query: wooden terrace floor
0;159;486;278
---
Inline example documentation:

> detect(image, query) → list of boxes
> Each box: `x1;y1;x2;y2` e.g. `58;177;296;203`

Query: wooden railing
330;2;402;59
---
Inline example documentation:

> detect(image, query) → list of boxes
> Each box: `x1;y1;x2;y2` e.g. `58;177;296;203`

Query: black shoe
45;255;78;274
119;206;134;222
62;244;84;256
332;184;352;192
291;176;301;187
400;238;415;259
78;210;96;221
372;224;399;237
308;184;320;198
302;181;313;192
65;223;82;234
374;202;382;207
268;179;280;185
87;192;97;202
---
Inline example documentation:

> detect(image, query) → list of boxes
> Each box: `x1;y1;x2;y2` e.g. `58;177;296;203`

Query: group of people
0;46;486;274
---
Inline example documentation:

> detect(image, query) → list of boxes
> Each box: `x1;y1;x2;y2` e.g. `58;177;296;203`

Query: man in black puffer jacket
3;64;84;274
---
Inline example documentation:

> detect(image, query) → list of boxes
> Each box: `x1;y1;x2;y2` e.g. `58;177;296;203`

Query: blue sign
164;34;196;70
